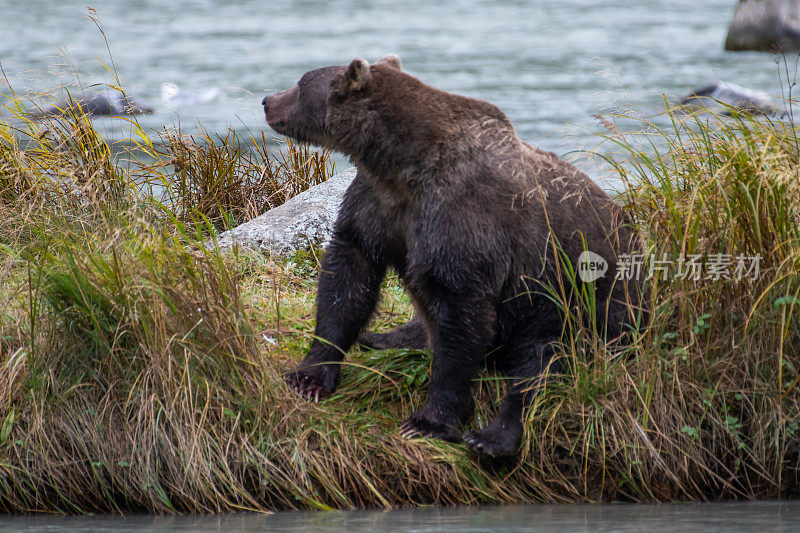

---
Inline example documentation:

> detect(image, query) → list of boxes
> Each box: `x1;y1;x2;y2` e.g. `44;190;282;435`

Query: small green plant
692;313;712;335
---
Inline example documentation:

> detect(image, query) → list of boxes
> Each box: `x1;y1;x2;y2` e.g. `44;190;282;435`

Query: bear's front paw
285;363;338;403
462;422;523;458
399;412;462;442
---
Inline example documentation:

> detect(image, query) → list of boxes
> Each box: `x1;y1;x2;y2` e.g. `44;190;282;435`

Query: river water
0;0;794;180
2;501;800;532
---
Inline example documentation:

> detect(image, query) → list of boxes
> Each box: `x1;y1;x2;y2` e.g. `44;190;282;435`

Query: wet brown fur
262;56;640;457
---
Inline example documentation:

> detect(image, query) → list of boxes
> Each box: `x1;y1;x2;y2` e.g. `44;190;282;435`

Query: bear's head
261;54;403;155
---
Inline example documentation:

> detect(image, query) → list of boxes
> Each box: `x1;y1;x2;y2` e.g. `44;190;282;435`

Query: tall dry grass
0;78;799;512
524;107;800;501
144;127;331;230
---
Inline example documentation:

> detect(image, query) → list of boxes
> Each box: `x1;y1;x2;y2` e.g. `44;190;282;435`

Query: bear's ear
343;58;372;92
375;54;402;71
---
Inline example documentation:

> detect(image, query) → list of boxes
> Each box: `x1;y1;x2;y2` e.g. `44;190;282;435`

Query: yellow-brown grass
0;90;798;513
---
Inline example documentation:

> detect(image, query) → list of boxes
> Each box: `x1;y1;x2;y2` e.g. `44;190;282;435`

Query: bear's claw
285;367;335;403
462;432;483;449
399;415;461;442
296;382;324;403
462;426;522;458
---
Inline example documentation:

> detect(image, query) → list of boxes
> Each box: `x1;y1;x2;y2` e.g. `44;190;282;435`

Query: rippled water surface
0;0;793;178
3;501;800;532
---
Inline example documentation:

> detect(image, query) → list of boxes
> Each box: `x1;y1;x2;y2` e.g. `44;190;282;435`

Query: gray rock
725;0;800;52
677;81;780;115
214;167;356;256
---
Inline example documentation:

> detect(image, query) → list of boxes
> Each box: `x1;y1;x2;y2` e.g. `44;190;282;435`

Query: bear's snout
262;90;295;132
262;94;275;117
262;94;283;129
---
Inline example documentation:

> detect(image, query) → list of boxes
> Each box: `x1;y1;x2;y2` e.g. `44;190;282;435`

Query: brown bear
262;55;641;457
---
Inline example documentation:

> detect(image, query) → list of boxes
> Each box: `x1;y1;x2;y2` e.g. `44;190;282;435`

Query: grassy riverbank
0;92;798;513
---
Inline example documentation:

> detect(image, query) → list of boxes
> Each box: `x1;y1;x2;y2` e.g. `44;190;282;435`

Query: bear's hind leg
358;315;429;350
463;339;559;458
